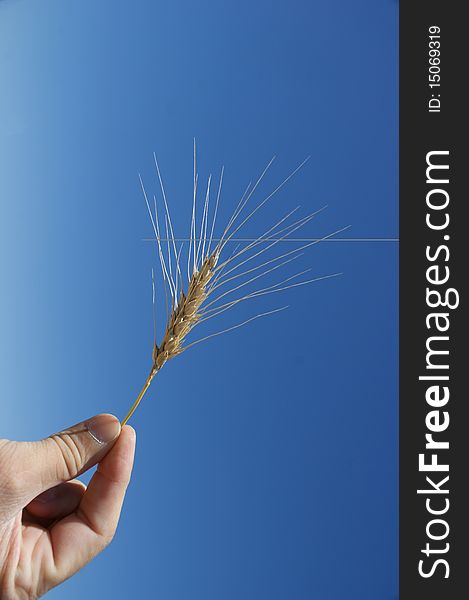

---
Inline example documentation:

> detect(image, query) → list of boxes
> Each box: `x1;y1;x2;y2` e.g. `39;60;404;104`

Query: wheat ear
121;252;219;426
121;146;343;426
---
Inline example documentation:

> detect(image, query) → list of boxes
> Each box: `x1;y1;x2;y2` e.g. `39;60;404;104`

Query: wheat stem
121;369;157;426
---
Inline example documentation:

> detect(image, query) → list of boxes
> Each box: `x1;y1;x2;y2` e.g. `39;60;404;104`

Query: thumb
11;414;121;503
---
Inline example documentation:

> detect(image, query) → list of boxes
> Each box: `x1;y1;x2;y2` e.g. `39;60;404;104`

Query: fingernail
86;414;121;444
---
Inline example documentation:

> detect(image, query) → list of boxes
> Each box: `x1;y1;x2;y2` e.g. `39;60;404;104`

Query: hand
0;414;136;599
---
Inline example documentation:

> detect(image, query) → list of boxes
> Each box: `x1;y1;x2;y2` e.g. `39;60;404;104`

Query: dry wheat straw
121;145;345;426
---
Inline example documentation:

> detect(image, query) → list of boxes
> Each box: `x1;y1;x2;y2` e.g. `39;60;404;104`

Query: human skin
0;414;135;599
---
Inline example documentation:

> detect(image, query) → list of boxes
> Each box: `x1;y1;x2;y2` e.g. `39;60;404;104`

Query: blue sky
0;1;398;598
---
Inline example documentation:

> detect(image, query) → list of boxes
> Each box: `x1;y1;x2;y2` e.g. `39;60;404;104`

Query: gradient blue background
0;1;398;598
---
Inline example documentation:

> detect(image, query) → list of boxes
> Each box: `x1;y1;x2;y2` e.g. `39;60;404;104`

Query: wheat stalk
121;144;345;426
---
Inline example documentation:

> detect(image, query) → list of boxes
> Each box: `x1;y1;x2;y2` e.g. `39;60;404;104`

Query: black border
400;4;467;597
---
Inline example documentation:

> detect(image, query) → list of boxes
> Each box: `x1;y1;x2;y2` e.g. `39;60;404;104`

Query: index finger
47;426;136;581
